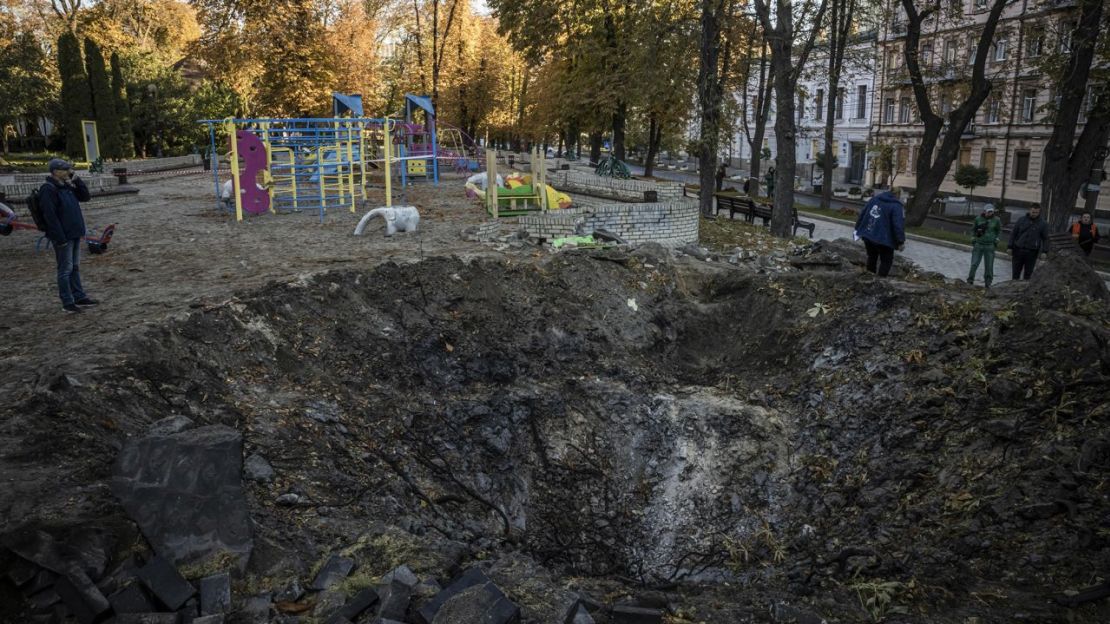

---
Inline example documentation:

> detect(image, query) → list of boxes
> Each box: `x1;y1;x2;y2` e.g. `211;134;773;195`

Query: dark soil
2;175;1110;623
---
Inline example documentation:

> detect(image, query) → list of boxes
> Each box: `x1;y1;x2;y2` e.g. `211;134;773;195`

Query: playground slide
464;172;572;210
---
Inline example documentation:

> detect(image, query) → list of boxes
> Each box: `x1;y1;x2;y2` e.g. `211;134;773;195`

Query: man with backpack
1007;203;1049;280
1070;212;1100;256
37;158;97;313
967;204;1002;287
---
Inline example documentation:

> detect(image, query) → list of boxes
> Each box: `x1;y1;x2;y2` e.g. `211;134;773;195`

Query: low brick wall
548;169;684;203
0;174;121;200
518;199;699;246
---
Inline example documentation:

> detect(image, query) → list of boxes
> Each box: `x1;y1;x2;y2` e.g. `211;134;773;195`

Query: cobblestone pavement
806;217;1015;285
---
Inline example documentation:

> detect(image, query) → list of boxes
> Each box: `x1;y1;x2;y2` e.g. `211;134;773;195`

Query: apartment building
871;0;1109;213
732;34;879;192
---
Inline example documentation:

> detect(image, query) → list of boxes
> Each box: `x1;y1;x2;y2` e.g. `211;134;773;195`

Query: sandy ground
0;172;497;397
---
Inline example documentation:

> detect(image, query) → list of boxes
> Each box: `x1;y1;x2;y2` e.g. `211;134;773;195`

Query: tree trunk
612;100;627;162
644;114;661;178
744;46;774;192
769;49;797;237
697;0;727;218
821;0;854;211
1040;0;1107;231
589;131;602;165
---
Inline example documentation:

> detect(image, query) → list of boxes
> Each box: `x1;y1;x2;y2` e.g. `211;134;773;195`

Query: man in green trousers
967;204;1002;287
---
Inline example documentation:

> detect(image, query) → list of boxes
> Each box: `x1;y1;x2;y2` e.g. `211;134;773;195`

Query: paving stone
178;597;200;623
110;425;253;572
610;605;664;624
108;583;157;614
565;601;596;624
199;572;231;614
135;556;196;611
308;555;355;590
53;569;111;624
192;616;225;624
380;564;419;588
239;594;272;622
336;587;379;620
313;589;348;619
371;579;411;621
416;568;519;624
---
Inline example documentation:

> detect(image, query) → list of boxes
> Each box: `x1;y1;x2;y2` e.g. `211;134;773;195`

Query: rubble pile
2;246;1109;622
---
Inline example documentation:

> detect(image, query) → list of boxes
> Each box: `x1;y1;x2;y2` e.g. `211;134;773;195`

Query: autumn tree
85;38;122;158
110;52;134;158
57;30;93;159
818;0;856;211
696;0;736;216
735;26;774;191
0;9;55;154
753;0;830;236
1038;0;1110;231
898;0;1008;226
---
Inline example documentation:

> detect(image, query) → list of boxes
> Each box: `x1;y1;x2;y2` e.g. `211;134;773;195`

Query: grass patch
699;214;804;254
1;152;89;173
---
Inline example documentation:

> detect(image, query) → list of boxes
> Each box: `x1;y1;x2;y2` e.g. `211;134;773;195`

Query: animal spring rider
354;206;420;237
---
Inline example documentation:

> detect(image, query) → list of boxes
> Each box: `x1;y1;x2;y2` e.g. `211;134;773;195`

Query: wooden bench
714;193;816;238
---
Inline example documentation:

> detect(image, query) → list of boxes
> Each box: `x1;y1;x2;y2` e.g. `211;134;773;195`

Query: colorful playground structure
202;94;478;222
465;148;572;217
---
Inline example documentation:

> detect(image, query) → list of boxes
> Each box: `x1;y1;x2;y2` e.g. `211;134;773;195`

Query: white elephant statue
354;206;420;237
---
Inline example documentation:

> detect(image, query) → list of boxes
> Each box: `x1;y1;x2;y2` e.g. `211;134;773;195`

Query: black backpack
973;220;988;238
27;187;47;232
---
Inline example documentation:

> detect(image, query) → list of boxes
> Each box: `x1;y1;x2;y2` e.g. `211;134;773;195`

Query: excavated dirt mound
2;248;1110;623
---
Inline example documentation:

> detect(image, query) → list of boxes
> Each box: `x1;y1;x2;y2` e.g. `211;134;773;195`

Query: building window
1080;89;1096;121
899;97;911;123
959;148;972;166
836;89;845;120
922;43;934;68
974;0;987;8
1026;33;1044;58
798;91;806;120
944;40;956;65
816;89;824;120
941;94;953;116
1013;150;1031;181
897;147;909;172
856;85;868;119
884;98;895;123
980;149;996;180
993;38;1008;61
988;100;1001;123
1022;89;1037;122
1060;21;1076;52
968;37;977;65
949;0;963;16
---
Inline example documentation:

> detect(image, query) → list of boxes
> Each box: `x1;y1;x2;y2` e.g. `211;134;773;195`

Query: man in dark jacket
854;188;906;277
40;158;98;313
1007;203;1049;280
967;204;1002;287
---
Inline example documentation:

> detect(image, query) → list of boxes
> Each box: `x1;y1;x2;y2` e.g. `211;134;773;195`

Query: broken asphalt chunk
308;554;355;590
135;556;195;611
198;572;231;615
111;614;179;624
192;616;225;624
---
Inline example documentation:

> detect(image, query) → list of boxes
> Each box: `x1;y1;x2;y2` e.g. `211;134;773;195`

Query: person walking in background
765;167;776;198
1008;203;1049;280
854;186;906;277
967;204;1002;287
715;163;727;191
1070;212;1100;256
40;158;98;313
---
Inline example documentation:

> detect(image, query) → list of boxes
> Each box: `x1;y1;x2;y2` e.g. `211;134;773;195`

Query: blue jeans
53;239;87;305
